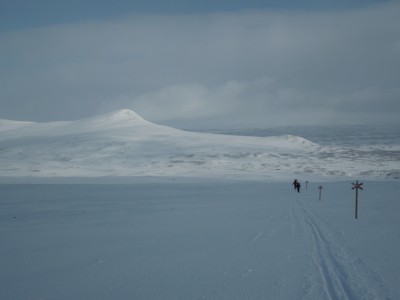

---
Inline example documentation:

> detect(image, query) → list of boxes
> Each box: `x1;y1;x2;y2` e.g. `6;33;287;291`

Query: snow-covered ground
1;109;399;180
1;110;399;298
1;179;399;299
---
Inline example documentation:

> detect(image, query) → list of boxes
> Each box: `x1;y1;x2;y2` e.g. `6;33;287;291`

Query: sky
1;0;399;128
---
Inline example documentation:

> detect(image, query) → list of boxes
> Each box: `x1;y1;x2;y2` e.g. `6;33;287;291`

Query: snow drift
0;109;398;179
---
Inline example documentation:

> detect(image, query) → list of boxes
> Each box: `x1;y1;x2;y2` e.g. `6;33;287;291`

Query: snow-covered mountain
0;109;398;179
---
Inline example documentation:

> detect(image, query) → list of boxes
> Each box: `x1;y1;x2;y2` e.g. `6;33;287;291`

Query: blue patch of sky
0;0;392;31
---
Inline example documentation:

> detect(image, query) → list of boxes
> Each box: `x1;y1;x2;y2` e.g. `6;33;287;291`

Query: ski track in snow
1;182;399;299
294;193;390;300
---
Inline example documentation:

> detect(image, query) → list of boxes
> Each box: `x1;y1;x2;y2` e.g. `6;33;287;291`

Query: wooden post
351;180;363;219
318;185;323;201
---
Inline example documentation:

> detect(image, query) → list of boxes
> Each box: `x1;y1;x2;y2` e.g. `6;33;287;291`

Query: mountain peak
78;109;148;126
106;109;145;121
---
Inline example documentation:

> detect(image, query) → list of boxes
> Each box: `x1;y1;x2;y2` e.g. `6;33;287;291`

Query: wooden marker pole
318;185;323;201
351;180;363;219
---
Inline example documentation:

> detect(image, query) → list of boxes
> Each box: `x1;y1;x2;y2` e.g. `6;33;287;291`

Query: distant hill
0;109;398;180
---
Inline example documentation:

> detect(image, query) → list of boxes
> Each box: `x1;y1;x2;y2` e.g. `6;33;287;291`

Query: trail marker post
351;180;363;219
318;185;323;201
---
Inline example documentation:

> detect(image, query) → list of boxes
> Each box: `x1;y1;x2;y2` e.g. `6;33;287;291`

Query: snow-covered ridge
0;109;160;138
0;119;35;133
0;109;398;179
277;135;316;146
76;109;147;125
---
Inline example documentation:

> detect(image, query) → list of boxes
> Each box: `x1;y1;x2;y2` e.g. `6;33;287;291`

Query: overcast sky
1;0;399;128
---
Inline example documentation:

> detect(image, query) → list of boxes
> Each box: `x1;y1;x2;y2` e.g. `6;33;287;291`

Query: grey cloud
0;3;399;126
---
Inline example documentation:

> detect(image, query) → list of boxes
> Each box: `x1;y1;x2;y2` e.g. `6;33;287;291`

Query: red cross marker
352;181;363;191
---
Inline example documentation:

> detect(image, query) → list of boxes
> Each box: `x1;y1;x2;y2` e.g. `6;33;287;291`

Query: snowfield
1;180;399;299
0;109;399;180
1;110;400;299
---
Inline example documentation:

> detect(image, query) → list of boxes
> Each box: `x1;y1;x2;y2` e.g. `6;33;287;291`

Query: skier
296;181;301;193
292;179;298;190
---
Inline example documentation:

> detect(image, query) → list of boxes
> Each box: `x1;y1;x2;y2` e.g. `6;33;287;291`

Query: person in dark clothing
296;181;301;193
292;179;298;190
